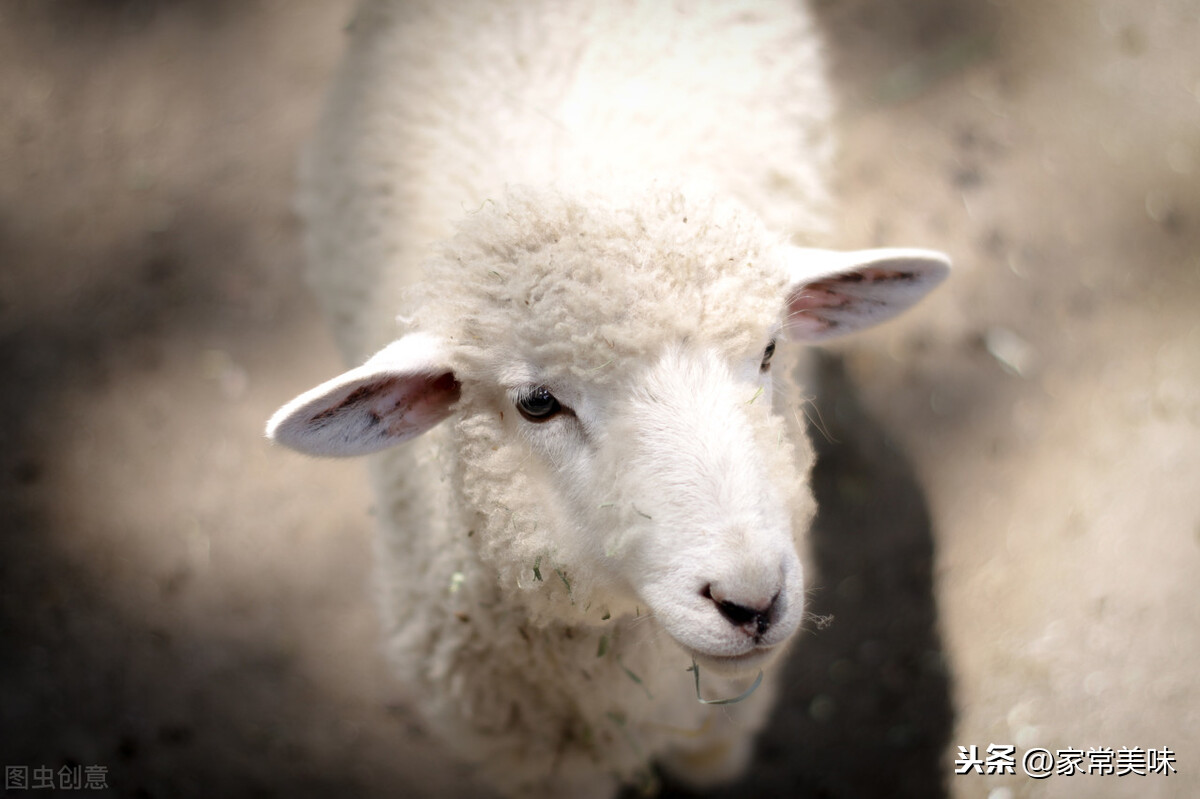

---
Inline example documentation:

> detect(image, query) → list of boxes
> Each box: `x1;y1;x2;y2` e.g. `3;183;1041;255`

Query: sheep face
508;341;812;677
267;189;948;676
432;317;813;676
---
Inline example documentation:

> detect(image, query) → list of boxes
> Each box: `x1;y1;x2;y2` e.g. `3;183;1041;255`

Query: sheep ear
781;247;950;342
266;332;460;457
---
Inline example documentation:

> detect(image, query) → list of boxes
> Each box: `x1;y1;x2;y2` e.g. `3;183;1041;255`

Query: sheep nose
702;584;779;637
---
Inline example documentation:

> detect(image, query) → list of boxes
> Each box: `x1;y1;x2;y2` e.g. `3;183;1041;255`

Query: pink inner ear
784;262;935;340
317;371;461;444
384;372;461;439
786;280;853;335
785;276;863;338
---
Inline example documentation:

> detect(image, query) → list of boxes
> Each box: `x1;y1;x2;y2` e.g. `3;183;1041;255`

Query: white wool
269;1;948;796
297;0;835;364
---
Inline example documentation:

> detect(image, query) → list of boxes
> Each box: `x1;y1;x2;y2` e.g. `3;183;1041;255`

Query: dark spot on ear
308;378;402;426
309;408;337;426
339;383;383;408
871;269;918;282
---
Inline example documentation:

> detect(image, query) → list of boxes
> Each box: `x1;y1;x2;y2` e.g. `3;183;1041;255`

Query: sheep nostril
704;586;779;635
716;599;759;628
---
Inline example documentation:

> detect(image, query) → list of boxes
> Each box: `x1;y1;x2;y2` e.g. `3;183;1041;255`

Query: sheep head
268;188;947;676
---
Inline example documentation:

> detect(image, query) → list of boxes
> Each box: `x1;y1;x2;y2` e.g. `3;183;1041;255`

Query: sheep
267;1;949;796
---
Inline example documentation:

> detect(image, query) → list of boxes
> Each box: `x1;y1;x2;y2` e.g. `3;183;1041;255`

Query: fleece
365;187;818;796
297;0;834;364
271;1;943;796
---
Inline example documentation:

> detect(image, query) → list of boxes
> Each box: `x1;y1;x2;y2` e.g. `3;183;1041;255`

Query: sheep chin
687;646;781;680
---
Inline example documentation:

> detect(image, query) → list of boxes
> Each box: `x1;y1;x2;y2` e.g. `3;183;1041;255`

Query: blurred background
1;1;1196;797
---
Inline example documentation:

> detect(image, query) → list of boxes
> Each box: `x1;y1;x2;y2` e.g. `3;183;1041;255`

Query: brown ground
1;1;1197;798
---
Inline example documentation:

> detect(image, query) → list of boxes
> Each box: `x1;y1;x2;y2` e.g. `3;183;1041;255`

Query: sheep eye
760;339;777;373
516;386;562;422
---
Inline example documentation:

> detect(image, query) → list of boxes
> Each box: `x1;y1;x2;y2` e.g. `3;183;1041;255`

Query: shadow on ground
1;338;952;799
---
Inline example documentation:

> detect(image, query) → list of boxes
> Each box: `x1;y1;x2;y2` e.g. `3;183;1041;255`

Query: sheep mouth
686;644;781;678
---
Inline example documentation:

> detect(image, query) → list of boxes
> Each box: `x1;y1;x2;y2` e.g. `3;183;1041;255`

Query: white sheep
267;1;948;796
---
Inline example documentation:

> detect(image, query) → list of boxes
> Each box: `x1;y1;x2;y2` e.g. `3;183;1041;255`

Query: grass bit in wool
687;659;766;706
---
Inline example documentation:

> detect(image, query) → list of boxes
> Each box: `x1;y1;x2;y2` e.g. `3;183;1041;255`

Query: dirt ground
1;1;1197;798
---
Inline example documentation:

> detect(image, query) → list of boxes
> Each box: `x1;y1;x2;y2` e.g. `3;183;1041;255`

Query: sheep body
299;0;833;364
271;1;948;796
356;188;813;796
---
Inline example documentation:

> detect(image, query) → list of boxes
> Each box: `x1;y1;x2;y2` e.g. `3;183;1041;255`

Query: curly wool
299;0;833;365
393;187;808;623
414;187;790;383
